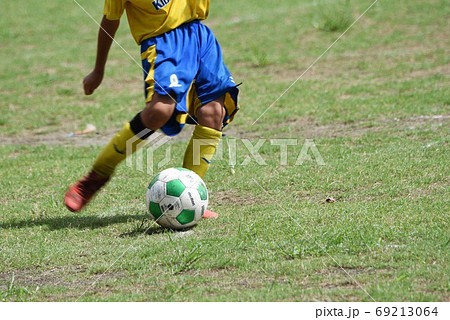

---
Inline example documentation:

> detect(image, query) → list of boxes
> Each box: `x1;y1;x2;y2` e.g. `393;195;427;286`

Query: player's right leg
64;94;175;212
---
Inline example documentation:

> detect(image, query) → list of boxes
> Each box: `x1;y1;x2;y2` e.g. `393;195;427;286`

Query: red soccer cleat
64;171;110;212
202;209;219;219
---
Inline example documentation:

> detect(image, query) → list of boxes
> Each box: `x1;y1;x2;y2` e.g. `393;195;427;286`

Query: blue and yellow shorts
141;20;239;136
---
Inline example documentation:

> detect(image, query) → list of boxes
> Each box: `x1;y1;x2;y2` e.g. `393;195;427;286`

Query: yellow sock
93;122;145;177
183;125;222;179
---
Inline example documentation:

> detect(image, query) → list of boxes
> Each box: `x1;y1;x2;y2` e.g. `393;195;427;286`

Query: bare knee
197;96;225;131
141;93;176;131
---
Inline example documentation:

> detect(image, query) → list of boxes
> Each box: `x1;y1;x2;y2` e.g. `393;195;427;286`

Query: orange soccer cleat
202;209;219;219
64;171;109;212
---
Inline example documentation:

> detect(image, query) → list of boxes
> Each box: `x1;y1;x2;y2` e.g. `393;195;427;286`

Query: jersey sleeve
103;0;126;20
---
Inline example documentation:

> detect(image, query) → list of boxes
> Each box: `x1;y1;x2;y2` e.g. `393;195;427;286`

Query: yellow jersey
103;0;210;44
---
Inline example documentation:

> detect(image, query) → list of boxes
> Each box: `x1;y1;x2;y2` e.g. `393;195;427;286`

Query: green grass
0;0;449;301
313;0;354;32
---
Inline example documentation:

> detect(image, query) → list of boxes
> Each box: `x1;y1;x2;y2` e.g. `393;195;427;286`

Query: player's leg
64;94;175;212
140;94;175;131
196;96;226;131
183;96;225;179
91;94;175;177
182;23;239;179
182;22;240;218
183;98;226;219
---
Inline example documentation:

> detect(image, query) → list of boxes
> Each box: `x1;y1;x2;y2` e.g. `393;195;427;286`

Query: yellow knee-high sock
93;123;145;178
183;125;222;179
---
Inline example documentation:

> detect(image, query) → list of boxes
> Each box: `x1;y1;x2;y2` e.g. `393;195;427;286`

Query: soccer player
64;0;239;217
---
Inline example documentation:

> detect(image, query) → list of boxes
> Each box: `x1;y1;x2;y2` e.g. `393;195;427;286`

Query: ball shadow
119;221;197;238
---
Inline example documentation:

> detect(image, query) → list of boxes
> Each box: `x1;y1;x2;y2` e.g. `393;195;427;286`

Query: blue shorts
141;20;239;136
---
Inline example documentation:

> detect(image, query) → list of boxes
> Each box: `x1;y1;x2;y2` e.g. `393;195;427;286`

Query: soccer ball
146;168;208;230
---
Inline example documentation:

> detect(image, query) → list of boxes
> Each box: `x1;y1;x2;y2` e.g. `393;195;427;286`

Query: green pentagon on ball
149;201;163;219
197;182;208;200
166;179;185;197
176;209;196;224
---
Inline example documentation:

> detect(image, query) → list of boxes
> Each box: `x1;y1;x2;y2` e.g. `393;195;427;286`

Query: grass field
0;0;449;301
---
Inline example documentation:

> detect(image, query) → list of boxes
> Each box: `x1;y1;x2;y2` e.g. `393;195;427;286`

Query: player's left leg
183;96;226;219
182;96;225;178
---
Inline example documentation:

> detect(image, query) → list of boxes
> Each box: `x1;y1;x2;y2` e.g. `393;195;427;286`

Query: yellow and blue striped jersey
104;0;210;44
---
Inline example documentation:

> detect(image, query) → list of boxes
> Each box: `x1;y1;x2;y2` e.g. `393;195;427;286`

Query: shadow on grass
120;222;196;238
120;225;167;238
0;213;196;237
0;213;147;231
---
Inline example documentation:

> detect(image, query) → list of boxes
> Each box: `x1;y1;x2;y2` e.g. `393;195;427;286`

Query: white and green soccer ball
146;167;208;230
